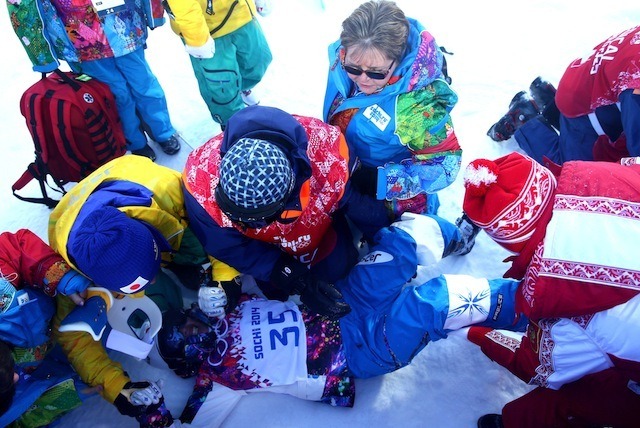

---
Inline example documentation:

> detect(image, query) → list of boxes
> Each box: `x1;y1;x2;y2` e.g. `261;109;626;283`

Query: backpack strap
22;75;49;165
12;162;66;209
53;68;81;91
83;83;125;164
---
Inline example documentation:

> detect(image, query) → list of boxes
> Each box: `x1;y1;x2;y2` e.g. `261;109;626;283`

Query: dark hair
0;340;16;415
340;0;409;63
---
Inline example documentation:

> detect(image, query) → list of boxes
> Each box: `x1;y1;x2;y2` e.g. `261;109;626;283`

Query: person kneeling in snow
0;229;96;427
46;155;222;426
460;152;640;428
150;213;527;427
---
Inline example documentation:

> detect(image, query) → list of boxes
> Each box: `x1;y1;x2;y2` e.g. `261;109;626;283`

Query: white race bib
91;0;125;15
237;299;307;386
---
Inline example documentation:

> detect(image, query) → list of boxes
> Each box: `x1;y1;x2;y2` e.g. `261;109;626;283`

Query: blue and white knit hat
216;138;294;222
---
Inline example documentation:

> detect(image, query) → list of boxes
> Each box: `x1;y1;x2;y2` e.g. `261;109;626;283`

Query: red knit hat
462;152;557;254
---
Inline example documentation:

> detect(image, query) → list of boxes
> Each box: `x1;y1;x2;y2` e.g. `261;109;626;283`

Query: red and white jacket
556;25;640;117
183;107;353;281
474;161;640;390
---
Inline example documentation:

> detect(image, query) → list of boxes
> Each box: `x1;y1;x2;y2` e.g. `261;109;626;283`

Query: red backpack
12;70;127;208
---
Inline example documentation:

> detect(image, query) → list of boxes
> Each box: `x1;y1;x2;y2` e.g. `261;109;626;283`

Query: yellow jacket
52;295;128;403
49;156;238;402
48;156;189;402
48;156;188;267
166;0;258;47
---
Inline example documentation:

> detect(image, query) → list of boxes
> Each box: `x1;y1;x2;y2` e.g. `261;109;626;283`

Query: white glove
129;380;163;406
254;0;272;17
185;37;215;59
198;285;227;318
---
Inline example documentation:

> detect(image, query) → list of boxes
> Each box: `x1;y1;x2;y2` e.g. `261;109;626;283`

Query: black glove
114;381;163;417
269;254;309;294
296;276;351;321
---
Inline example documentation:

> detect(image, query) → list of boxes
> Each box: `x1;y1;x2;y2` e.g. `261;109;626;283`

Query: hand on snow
185;37;215;59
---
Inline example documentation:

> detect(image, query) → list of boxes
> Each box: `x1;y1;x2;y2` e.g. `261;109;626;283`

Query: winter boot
529;76;556;113
131;143;157;162
156;132;183;155
487;91;539;142
477;414;504;428
444;213;482;256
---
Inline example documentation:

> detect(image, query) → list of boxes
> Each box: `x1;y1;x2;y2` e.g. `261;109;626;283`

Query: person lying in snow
150;213;527;427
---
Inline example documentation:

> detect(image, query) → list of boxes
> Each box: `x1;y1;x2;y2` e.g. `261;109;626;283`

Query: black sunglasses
342;60;395;80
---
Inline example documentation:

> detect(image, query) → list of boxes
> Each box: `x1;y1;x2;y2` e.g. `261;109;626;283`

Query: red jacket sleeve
0;229;71;296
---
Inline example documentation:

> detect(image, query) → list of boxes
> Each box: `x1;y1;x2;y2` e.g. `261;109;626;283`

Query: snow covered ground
1;0;638;426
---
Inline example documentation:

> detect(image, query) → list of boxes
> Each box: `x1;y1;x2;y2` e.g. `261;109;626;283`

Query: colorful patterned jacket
323;18;460;199
6;0;165;72
183;106;354;282
179;295;354;424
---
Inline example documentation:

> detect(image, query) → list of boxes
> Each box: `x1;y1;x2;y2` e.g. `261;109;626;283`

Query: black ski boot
529;76;556;113
444;213;482;256
131;143;157;162
487;91;539;142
